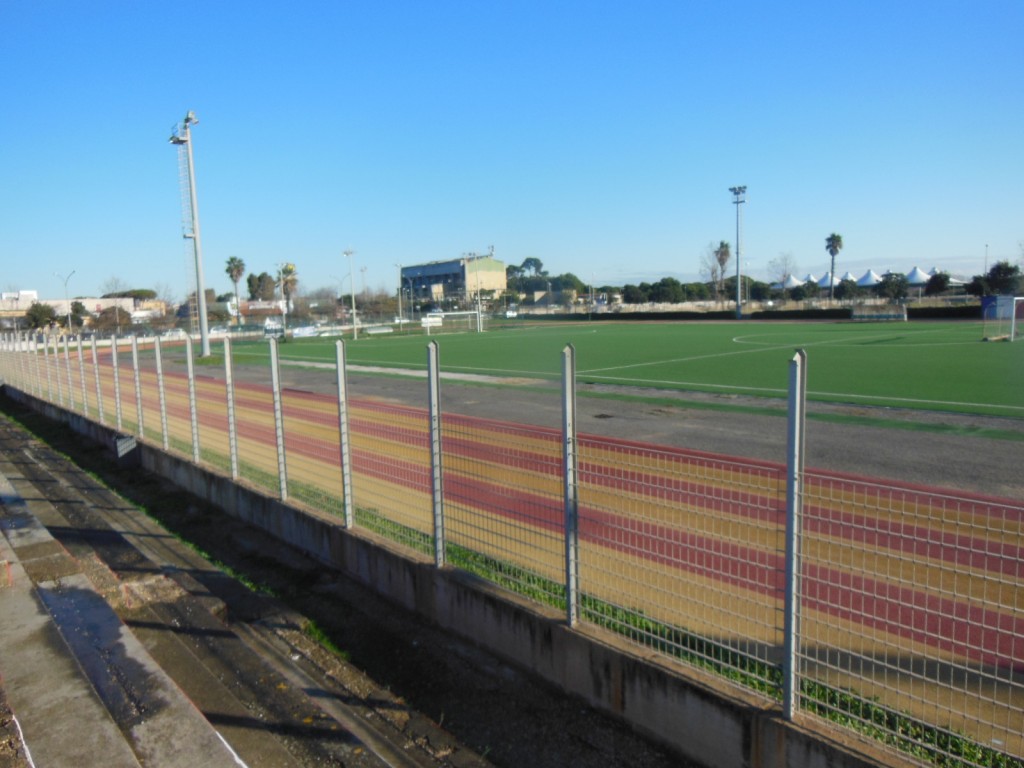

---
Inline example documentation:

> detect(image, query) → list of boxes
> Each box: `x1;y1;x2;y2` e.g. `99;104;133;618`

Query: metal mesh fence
798;471;1024;763
2;332;1021;766
576;437;787;695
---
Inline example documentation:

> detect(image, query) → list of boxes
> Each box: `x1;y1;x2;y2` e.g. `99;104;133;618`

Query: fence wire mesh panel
798;470;1024;765
278;386;344;512
347;391;434;556
192;372;232;474
440;409;567;609
231;378;289;496
577;436;787;696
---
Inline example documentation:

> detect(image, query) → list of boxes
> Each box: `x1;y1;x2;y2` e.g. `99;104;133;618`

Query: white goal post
982;296;1023;342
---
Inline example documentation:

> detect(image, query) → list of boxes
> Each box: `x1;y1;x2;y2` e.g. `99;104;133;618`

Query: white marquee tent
857;269;883;287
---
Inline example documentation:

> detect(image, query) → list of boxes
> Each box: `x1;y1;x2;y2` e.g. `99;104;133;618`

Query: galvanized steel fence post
91;338;104;425
223;338;239;480
185;337;201;464
562;344;580;627
427;340;446;566
43;335;53;403
77;337;88;416
783;348;807;720
131;337;144;437
111;336;124;432
269;338;288;501
62;336;74;411
154;338;169;451
335;340;354;528
53;336;65;407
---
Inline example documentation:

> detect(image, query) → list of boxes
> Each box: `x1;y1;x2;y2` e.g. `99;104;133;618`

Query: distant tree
520;257;546;277
506;264;524;281
825;233;844;301
25;302;57;329
767;252;799;287
70;301;90;328
877;272;909;301
93;306;131;334
225;256;246;325
985;260;1021;295
649;277;684;303
247;272;277;301
714;241;731;303
621;284;647;304
686;282;710;301
749;280;772;302
924;271;951;296
964;275;989;298
802;280;821;300
834;279;860;303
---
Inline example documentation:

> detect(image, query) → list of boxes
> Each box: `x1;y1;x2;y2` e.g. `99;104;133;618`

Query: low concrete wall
3;386;895;768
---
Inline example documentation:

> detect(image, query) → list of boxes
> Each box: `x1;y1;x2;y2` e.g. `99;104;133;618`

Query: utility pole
395;264;403;330
170;111;211;356
345;250;357;340
730;186;747;320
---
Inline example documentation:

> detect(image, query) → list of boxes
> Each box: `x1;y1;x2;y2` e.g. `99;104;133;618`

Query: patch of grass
302;619;351;661
227;320;1024;418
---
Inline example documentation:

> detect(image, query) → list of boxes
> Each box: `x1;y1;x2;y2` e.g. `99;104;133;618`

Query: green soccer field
228;320;1024;418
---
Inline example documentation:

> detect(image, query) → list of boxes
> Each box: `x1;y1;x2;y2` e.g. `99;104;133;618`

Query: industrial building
400;254;506;305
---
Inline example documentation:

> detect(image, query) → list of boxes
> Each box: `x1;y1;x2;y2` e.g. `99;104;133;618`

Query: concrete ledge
2;385;897;768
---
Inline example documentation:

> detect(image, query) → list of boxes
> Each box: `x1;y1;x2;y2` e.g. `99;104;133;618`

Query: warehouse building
401;254;506;304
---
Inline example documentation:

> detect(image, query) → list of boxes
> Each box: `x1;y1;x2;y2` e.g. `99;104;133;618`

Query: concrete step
0;473;244;767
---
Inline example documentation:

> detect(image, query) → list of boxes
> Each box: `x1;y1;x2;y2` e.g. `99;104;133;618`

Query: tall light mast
170;111;211;357
729;186;746;320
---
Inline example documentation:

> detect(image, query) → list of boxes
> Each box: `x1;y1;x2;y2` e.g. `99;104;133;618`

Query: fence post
562;343;580;627
131;337;144;437
111;336;124;431
427;340;445;566
185;336;201;464
77;336;88;417
335;340;354;528
783;348;807;720
223;338;239;480
154;338;170;451
44;335;54;403
92;337;105;425
269;338;288;501
63;336;75;411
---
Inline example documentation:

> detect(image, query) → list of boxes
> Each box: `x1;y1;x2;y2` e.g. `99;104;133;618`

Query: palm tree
825;233;843;302
715;241;731;304
277;263;298;329
225;256;246;326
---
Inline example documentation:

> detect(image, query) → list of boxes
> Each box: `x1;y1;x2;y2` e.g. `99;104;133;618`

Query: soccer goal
981;296;1023;341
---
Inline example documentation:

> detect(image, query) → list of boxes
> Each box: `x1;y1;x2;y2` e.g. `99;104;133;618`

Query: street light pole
729;186;747;320
56;270;75;333
345;250;357;340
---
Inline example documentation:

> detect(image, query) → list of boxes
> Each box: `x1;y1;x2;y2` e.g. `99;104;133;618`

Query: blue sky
2;1;1022;303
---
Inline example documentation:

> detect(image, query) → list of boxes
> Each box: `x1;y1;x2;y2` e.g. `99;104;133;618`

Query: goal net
981;296;1023;341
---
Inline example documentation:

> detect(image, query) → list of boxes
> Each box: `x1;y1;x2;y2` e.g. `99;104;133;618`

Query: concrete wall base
2;386;899;768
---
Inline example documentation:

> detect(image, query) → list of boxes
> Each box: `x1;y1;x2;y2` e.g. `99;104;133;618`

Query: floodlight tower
345;250;357;340
729;186;746;320
170;111;211;357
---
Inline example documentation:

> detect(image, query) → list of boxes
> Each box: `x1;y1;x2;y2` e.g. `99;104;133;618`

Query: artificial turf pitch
226;320;1024;418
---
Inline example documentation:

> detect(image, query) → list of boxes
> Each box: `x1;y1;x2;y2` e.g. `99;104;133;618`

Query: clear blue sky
2;1;1022;303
